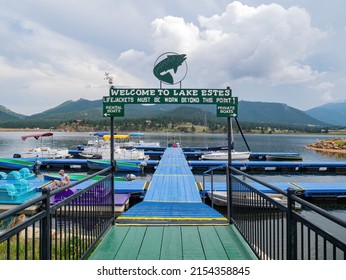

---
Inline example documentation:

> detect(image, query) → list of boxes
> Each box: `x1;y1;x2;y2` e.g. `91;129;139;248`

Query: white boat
77;132;108;159
100;146;149;160
14;132;71;159
79;134;149;160
201;151;250;161
129;133;161;148
103;133;160;148
200;118;250;161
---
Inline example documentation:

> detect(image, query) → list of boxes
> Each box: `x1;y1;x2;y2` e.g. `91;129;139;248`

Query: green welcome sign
103;53;238;118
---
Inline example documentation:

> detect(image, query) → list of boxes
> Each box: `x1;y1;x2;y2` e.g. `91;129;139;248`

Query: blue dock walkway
117;148;228;225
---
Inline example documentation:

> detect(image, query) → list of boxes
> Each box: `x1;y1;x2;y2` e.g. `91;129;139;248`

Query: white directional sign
103;103;124;117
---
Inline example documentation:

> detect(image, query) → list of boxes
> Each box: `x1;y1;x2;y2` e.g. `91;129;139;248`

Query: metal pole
211;170;214;209
110;117;115;223
286;188;297;259
227;116;232;222
41;188;51;260
235;117;251;151
225;86;233;223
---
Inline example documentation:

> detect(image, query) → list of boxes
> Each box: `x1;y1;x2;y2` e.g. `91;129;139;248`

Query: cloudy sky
1;0;345;115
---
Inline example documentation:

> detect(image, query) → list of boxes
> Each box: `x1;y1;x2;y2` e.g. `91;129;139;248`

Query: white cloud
118;1;325;88
115;2;324;86
195;1;325;85
321;91;334;103
307;81;335;104
309;82;335;91
0;1;336;114
0;10;121;113
151;16;201;53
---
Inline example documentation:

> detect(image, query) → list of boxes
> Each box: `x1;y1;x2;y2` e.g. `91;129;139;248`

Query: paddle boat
0;168;36;181
0;177;48;210
49;186;131;215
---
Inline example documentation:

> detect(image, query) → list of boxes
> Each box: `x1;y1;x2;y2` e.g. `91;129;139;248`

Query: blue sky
1;0;345;115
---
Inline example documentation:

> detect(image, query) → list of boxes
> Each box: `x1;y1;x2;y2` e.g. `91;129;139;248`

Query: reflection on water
312;150;346;160
0;131;345;160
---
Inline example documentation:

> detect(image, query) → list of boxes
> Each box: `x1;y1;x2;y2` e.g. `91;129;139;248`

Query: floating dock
203;181;346;199
117;148;228;225
89;148;257;260
188;160;346;174
4;153;346;174
0;157;37;171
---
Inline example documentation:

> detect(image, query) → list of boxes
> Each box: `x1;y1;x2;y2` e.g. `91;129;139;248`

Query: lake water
1;131;346;160
1;131;346;241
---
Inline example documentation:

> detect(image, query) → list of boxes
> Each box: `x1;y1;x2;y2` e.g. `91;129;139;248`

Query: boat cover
21;132;53;141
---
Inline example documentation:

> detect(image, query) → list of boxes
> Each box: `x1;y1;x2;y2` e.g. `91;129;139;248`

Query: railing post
226;164;231;222
110;116;115;225
202;174;206;203
286;188;297;260
227;114;233;223
41;188;51;260
210;170;214;209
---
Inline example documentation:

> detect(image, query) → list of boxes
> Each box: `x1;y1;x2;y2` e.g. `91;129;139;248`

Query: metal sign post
104;73;116;222
226;86;233;223
103;55;239;223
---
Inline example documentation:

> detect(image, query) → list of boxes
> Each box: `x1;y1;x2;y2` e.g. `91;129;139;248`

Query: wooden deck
89;224;257;260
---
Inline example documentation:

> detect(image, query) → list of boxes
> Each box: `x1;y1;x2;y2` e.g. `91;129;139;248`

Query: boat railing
0;167;114;260
202;164;346;259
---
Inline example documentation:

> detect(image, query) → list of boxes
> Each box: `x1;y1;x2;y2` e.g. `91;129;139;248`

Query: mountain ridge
0;98;336;127
305;101;346;126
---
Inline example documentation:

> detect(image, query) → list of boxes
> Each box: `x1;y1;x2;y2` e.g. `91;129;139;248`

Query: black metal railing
202;165;346;260
0;167;114;260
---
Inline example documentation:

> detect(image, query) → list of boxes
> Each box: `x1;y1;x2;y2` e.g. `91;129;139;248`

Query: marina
1;131;346;260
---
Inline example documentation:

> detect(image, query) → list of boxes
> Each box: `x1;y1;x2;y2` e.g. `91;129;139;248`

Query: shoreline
0;128;64;132
0;128;48;132
304;146;346;154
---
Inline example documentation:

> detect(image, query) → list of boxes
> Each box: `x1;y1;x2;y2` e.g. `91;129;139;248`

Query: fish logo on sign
153;52;187;85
